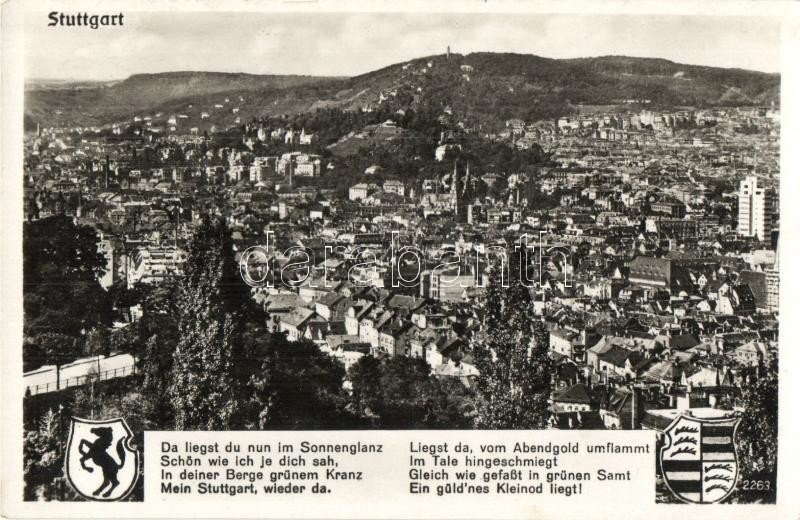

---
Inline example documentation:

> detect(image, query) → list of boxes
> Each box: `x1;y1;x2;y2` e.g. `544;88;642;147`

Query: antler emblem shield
660;414;740;504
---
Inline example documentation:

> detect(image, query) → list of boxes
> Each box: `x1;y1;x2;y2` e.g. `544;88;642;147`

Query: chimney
104;155;110;189
630;386;638;430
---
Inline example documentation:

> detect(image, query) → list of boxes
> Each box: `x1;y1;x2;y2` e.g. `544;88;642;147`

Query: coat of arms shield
65;417;139;501
660;414;741;504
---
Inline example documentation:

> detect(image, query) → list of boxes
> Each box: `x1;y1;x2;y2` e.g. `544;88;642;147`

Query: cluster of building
24;86;780;431
499;105;780;151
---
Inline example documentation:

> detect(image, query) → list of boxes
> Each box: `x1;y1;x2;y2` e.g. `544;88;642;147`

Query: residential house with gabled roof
587;335;646;371
716;284;757;315
586;336;616;371
384;293;426;315
438;336;469;366
550;410;606;430
432;360;479;384
378;318;413;356
668;333;701;351
315;293;352;321
358;306;394;350
408;326;435;360
297;283;331;304
733;341;768;366
683;366;726;389
423;334;453;370
344;299;374;336
258;291;302;316
642;360;685;386
597;344;644;379
550;327;577;358
732;284;757;315
332;340;372;371
599;387;646;430
737;270;769;311
304;320;347;346
277;307;319;342
552;383;594;412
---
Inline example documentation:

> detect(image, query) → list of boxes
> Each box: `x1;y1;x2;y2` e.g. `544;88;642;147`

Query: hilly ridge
25;53;780;129
25;72;335;127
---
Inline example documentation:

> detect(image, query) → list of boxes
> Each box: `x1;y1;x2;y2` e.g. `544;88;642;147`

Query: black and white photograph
3;2;796;517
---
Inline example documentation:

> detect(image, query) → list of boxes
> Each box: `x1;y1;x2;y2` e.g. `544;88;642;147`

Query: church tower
462;162;471;197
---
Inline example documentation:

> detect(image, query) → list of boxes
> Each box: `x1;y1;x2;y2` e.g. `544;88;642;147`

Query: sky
25;12;782;81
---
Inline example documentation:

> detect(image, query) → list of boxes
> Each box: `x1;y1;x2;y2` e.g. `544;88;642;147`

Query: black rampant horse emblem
660;414;741;504
65;417;139;501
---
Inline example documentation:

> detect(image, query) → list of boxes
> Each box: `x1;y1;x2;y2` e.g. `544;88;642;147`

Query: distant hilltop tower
447;46;451;61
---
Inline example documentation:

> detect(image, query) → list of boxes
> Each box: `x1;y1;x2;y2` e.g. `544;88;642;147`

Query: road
24;353;136;395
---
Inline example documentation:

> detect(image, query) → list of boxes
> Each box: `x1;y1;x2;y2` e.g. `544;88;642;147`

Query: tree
85;327;111;357
169;217;250;430
24;279;111;339
139;335;175;428
473;250;551;429
126;280;182;428
31;333;82;381
735;357;778;503
107;279;144;311
250;333;353;430
23;408;64;501
348;355;382;421
122;204;148;234
419;377;477;429
24;215;106;284
348;355;477;429
71;367;104;420
24;216;111;370
369;356;432;428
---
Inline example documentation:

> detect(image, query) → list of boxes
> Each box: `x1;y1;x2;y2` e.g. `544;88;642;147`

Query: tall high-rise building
737;176;776;241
